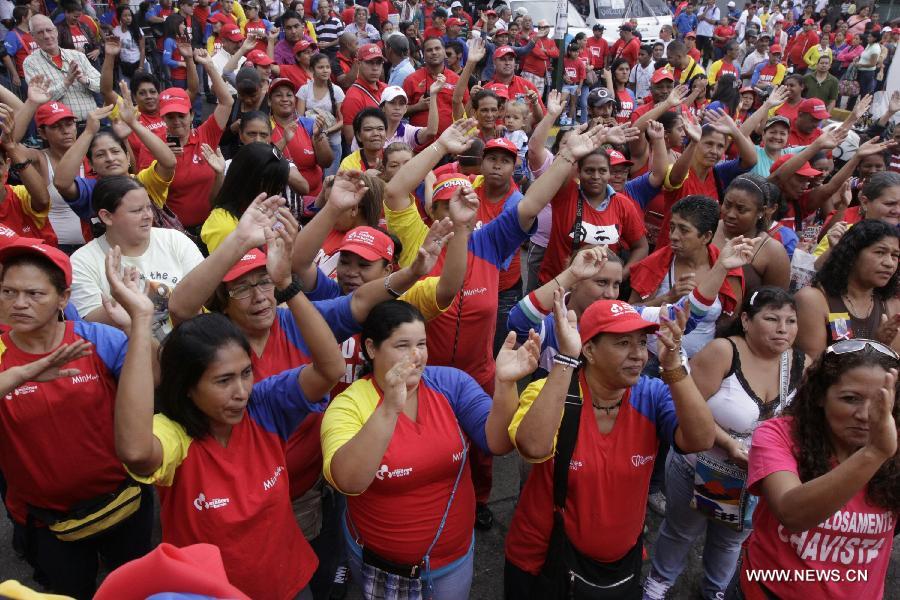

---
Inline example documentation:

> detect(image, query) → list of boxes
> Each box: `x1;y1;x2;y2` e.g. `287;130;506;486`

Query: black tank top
824;293;886;343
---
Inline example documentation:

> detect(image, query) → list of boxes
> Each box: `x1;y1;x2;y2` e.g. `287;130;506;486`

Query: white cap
380;85;408;104
515;6;528;16
450;1;462;8
727;1;735;6
884;26;893;33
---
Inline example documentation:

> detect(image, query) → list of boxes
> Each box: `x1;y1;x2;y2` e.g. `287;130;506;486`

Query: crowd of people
0;0;898;598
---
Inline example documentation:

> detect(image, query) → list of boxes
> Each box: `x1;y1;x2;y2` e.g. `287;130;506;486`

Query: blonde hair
504;101;532;131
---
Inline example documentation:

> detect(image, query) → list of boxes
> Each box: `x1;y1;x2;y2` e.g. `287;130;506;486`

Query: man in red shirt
611;23;641;67
340;43;387;143
403;37;467;135
450;1;473;27
489;45;544;124
584;24;609;70
787;18;819;69
519;19;559;97
788;97;829;146
423;7;447;39
629;67;678;123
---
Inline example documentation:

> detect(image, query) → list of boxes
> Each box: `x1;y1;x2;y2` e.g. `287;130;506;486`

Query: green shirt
803;72;839;107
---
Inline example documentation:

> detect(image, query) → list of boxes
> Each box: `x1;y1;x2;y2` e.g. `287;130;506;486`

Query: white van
509;0;672;45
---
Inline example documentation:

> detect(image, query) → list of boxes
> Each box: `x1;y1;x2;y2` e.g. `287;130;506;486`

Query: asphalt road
2;451;898;598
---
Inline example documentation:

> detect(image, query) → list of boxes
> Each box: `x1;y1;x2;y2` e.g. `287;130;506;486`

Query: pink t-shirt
745;417;897;600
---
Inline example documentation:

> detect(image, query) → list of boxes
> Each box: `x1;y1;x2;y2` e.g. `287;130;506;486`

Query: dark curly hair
785;346;900;511
813;219;900;300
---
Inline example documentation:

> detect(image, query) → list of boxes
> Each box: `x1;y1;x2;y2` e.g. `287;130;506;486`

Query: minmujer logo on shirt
262;465;285;491
193;492;230;511
375;464;413;480
631;454;655;467
5;384;38;400
71;373;99;384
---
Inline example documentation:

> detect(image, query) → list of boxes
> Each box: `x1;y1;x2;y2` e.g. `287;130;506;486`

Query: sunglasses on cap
825;339;900;361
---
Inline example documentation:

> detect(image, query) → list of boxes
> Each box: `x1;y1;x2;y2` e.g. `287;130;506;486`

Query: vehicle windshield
575;0;670;19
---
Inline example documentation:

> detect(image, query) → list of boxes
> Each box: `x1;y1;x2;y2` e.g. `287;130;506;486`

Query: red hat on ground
493;45;516;59
94;543;250;600
219;24;244;42
432;172;471;202
35;101;76;127
223;251;267;282
483;137;519;159
293;39;317;53
650;67;674;84
159;87;191;115
607;149;633;166
579;300;659;344
798;97;831;120
0;237;73;287
769;154;823;177
484;81;509;99
268;77;298;94
339;227;394;262
358;44;384;62
246;49;274;66
769;43;783;53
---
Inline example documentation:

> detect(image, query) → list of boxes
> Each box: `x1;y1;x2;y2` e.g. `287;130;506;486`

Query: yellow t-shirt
507;378;569;463
125;414;193;487
813;222;856;257
383;201;430;268
339;151;364;172
399;276;449;320
11;185;48;228
135;162;172;209
200;207;239;253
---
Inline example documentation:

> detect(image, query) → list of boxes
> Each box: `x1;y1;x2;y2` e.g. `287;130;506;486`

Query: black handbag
536;369;643;600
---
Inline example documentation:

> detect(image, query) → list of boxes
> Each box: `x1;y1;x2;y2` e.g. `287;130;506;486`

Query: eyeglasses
227;278;275;299
825;338;900;361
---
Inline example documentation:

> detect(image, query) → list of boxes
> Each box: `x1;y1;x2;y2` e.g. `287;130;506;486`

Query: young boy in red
562;42;587;126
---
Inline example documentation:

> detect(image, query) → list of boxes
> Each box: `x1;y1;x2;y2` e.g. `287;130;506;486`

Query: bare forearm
487;379;519;455
289;292;344;392
330;405;399;493
168;232;249;321
435;227;469;307
670;376;716;452
100;52;117;104
115;315;160;471
515;365;570;460
385;141;444;210
291;203;341;274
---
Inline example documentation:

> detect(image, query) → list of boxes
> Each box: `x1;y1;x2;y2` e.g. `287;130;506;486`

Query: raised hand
569;246;607;281
268;26;281;43
866;368;898;460
265;208;299;288
411;218;454;277
104;36;121;57
14;340;93;383
815;127;848;151
833;180;852;213
888;90;900;115
764;85;790;108
328;169;369;211
466;37;486;63
849;94;873;122
176;35;193;61
562;121;608;159
553;288;582;357
656;306;689;370
448;183;479;228
495;330;540;383
666;83;691;108
234;193;284;249
704;108;739;135
26;74;52;105
717;235;757;270
826;221;849;248
875;313;900;346
86;104;116;135
856;136;895;158
0;107;15;149
200;143;226;174
645;120;665;141
436;118;477;154
117;81;138;126
429;73;446;96
105;246;155;319
546;89;565;116
604;123;641;145
683;118;702;143
192;48;212;66
382;358;419;413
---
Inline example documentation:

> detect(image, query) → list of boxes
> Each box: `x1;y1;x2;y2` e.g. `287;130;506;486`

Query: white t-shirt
44;152;86;247
858;43;881;71
70;228;204;340
211;48;244;96
296;81;345;146
113;26;141;64
629;63;655;101
697;5;720;37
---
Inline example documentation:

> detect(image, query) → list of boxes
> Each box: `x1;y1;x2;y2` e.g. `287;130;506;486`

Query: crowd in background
0;0;898;599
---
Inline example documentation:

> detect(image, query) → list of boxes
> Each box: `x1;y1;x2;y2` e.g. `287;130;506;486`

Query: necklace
843;292;874;319
591;399;622;415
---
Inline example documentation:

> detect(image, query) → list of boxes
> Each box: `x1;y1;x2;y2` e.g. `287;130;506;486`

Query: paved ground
2;450;897;598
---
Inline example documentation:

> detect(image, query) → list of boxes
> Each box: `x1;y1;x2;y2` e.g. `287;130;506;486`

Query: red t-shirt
688;47;702;62
423;25;444;40
403;67;468;134
539;180;646;284
341;78;388;130
277;64;312;90
584;37;609;69
745;417;897;600
8;28;37;77
272;119;323;197
69;24;89;52
244;18;269;53
0;321;129;524
0;184;56;246
194;5;210;29
775;100;803;124
788;126;822;147
133;112;169;168
474;181;522;292
713;25;735;47
656;167;721;247
755;63;783;86
563;57;587;85
168;45;187;81
165;117;225;227
615;88;636;123
611;37;640;67
488;75;545;111
520;37;560;77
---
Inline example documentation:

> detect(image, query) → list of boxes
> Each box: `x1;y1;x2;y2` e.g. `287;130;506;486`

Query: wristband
553;353;581;369
384;273;402;298
275;276;303;304
659;364;689;385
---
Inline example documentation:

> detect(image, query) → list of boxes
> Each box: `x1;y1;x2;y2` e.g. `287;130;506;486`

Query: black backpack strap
552;368;584;511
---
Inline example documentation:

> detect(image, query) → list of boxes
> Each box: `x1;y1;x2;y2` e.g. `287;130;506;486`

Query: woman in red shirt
774;74;806;124
604;58;636;123
269;77;333;197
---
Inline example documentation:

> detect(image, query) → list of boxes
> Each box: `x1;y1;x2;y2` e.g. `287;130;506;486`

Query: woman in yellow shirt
804;37;833;70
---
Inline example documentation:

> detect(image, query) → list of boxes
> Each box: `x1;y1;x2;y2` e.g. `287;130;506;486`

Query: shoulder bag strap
775;350;790;416
352;82;380;106
553;368;584;511
571;191;584;255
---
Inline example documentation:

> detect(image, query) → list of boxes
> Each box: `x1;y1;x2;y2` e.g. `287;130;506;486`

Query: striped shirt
314;15;344;54
23;48;100;121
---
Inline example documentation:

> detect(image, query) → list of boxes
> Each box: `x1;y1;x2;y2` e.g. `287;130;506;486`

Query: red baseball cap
650;67;674;84
159;87;191;115
358;44;384;62
293;39;317;53
798;97;830;120
770;43;783;53
432;172;471;203
485;9;497;16
607;149;633;166
446;17;463;27
208;12;229;24
94;543;250;600
246;49;274;66
0;224;19;250
35;101;76;127
579;300;659;344
223;251;267;283
339;226;394;262
493;45;515;59
0;237;73;287
220;24;243;42
484;81;509;99
493;28;508;36
739;86;757;95
770;154;823;177
268;77;297;94
483;137;518;159
803;18;815;25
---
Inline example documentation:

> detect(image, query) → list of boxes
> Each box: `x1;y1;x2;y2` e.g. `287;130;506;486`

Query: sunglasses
825;339;900;361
